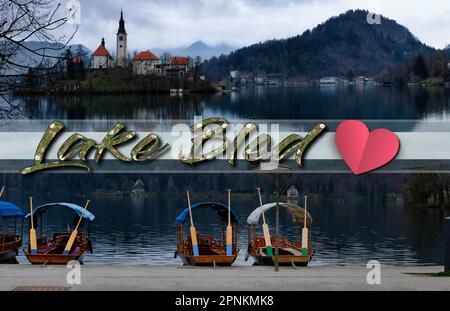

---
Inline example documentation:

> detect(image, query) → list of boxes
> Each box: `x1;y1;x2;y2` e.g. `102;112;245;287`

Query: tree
432;59;444;77
413;54;429;80
65;49;75;79
193;56;203;80
160;52;171;65
0;0;76;119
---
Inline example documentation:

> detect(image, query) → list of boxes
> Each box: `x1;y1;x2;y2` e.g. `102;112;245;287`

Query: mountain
203;10;434;79
151;41;236;60
5;41;90;74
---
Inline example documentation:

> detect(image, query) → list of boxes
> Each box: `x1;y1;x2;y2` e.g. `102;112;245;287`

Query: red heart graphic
335;120;400;175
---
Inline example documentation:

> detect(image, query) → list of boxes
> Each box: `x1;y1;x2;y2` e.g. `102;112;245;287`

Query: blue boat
24;202;95;265
175;202;239;266
0;201;25;263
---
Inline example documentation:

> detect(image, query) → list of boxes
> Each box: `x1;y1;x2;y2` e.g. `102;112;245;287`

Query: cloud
65;0;449;52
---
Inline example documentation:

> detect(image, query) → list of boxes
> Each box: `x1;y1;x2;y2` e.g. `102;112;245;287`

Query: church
92;10;128;69
92;10;190;78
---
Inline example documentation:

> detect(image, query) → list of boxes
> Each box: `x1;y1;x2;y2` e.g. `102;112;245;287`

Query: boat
246;201;314;267
0;201;25;263
175;199;239;266
24;202;95;265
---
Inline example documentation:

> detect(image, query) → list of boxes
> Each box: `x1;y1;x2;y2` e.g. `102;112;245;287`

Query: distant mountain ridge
203;10;435;79
151;41;236;60
5;41;90;74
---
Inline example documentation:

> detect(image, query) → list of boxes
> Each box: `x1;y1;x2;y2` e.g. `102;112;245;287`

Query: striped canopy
247;202;312;225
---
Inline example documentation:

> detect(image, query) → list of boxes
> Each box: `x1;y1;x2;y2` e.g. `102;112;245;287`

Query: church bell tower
116;9;127;68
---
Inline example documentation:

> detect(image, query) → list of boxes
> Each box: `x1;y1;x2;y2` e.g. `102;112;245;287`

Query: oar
0;186;5;198
257;187;273;257
226;189;233;256
63;200;90;255
29;197;37;254
186;191;199;256
301;196;309;256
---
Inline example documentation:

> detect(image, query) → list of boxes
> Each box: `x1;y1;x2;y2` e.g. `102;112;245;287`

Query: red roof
92;44;111;57
132;51;160;61
170;57;189;65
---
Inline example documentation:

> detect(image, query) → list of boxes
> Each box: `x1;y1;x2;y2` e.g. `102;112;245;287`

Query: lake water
9;195;446;266
6;85;450;121
3;85;450;266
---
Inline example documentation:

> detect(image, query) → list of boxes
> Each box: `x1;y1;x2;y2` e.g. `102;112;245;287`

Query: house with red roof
132;51;160;75
92;38;113;69
160;56;190;78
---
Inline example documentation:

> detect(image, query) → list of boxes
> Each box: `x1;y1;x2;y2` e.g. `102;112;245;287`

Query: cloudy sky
65;0;450;51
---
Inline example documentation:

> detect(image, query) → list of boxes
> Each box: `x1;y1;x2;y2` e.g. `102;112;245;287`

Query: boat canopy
25;202;95;221
176;202;239;225
247;202;312;225
0;201;25;219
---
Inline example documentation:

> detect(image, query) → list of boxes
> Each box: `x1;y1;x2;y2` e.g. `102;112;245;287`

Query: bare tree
0;0;77;118
193;55;202;80
160;52;171;65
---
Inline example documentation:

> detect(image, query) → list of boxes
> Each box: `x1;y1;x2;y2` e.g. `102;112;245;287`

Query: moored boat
176;192;239;266
246;199;314;267
0;200;25;263
24;202;95;265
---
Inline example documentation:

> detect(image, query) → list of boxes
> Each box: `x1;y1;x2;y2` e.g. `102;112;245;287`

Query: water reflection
6;86;450;121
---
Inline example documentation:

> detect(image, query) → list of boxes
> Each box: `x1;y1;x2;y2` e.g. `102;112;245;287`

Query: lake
2;85;450;266
7;194;446;266
6;85;450;121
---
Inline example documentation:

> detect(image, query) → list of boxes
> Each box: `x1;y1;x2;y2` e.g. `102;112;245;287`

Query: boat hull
25;252;86;265
247;236;314;267
25;233;92;265
0;235;22;263
180;254;238;266
0;250;19;263
251;252;313;267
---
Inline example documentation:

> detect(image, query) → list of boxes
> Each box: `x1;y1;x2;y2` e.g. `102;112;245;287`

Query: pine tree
413;54;429;80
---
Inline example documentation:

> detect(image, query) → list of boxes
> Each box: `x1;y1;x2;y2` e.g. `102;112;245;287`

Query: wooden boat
24;202;94;265
246;202;314;267
176;202;239;266
0;201;24;263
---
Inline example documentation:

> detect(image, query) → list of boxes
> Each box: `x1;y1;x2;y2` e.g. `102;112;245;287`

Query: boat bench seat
257;247;304;257
38;245;58;254
282;248;303;256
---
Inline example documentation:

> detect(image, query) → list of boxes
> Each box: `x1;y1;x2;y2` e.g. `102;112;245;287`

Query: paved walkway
0;265;448;291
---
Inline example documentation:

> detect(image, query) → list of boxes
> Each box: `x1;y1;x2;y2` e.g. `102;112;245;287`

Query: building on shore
132;179;145;195
355;76;367;84
320;77;338;84
116;10;128;68
132;51;160;75
91;10;193;78
92;38;114;69
154;56;190;78
287;186;299;204
166;57;190;78
92;10;127;69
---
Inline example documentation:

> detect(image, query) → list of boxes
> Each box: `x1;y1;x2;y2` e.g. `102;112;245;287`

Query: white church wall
93;56;113;69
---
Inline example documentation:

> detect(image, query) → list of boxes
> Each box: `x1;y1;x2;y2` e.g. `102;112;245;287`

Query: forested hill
203;10;434;80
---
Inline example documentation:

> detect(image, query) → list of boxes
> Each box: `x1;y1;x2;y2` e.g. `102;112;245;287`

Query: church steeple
117;9;127;35
116;9;128;68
